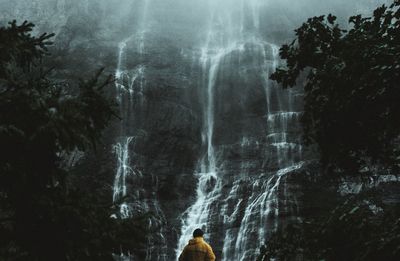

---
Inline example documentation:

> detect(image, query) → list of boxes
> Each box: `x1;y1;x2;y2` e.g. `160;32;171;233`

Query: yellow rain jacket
178;237;216;261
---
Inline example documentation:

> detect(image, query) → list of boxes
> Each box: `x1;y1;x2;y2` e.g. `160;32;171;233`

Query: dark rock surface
2;1;398;260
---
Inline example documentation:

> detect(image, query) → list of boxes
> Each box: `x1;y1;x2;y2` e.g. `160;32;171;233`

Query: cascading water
111;1;169;260
112;136;134;214
176;1;304;260
4;1;391;260
112;38;137;218
175;47;225;257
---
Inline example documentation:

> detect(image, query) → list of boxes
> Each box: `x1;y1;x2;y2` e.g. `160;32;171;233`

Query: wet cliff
2;1;396;260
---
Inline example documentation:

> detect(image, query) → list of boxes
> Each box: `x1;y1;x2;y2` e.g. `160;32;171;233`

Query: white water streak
112;137;135;210
176;1;304;260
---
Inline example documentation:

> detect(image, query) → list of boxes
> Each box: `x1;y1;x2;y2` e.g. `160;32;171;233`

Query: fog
0;0;391;46
0;0;393;260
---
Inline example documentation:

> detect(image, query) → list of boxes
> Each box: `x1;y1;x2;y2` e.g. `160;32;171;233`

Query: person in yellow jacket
178;228;216;261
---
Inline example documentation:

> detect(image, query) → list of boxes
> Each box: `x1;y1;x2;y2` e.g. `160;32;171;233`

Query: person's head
193;228;204;238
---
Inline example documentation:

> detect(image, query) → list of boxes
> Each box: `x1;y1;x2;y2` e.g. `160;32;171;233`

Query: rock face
2;1;395;260
101;2;307;259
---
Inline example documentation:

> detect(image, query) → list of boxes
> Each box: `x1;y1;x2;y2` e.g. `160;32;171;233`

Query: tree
271;1;400;173
0;21;147;260
258;191;400;261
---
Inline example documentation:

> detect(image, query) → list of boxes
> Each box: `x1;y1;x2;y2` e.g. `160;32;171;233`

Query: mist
0;0;396;260
0;0;390;45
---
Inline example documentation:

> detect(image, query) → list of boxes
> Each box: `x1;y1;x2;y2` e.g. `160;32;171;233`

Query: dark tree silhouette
260;2;400;260
0;21;147;260
271;0;400;174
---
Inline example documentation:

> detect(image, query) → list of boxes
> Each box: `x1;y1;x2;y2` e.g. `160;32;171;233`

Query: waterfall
113;136;134;204
109;0;305;259
112;0;151;219
3;1;391;260
111;1;168;260
112;38;135;218
175;33;225;260
176;0;304;260
219;40;304;260
219;41;303;260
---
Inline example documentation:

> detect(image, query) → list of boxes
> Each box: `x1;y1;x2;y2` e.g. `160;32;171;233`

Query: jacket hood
189;237;204;245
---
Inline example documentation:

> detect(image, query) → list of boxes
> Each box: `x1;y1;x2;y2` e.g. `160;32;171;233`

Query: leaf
349;207;360;215
327;14;337;24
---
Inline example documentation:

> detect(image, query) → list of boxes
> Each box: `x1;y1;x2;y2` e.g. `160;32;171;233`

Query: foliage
0;21;146;260
258;190;400;261
271;1;400;173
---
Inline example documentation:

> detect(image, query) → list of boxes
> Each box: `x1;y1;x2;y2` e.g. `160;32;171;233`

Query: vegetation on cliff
259;186;400;260
261;1;400;260
271;0;400;174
